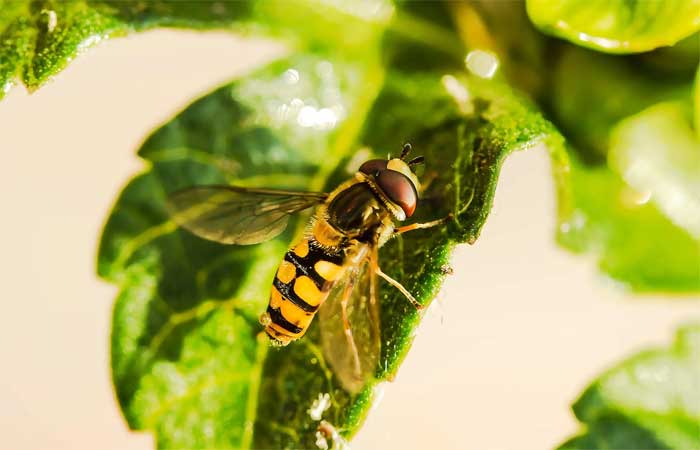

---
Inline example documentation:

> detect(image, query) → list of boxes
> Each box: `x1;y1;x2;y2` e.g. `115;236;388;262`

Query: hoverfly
168;143;449;392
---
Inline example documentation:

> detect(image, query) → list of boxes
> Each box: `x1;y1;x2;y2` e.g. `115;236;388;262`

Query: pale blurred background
1;31;698;450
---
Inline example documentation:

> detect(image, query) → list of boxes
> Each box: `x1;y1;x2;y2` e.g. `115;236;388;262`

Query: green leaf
448;0;549;98
560;158;700;292
545;45;700;292
526;0;700;53
98;48;567;448
100;50;382;448
609;102;700;240
636;33;700;77
559;323;700;449
0;0;393;100
695;64;700;137
557;99;700;293
550;47;693;161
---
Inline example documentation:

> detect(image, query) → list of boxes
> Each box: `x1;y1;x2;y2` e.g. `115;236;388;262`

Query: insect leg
340;270;363;378
316;420;349;450
393;213;453;236
367;248;382;347
399;142;412;159
375;266;424;310
368;246;379;307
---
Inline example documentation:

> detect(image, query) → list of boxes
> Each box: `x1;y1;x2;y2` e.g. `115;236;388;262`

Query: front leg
394;213;453;236
380;213;453;310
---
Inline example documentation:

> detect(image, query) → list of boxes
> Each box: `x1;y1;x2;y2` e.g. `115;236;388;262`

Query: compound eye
359;159;388;175
376;169;418;217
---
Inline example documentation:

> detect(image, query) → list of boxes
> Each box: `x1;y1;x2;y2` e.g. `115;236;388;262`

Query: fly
167;143;450;392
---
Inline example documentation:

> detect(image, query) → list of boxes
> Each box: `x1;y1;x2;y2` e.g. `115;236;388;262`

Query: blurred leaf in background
526;0;700;53
549;42;699;291
555;96;700;292
477;0;700;292
449;0;549;98
560;323;700;450
694;63;700;137
549;47;693;161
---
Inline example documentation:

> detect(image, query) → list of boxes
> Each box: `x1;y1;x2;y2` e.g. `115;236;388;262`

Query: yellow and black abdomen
263;237;345;345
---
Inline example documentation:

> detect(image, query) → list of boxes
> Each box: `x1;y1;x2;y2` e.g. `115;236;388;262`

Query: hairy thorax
313;181;395;250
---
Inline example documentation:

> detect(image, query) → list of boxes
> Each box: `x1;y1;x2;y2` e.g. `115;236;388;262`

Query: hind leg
339;271;362;378
374;265;423;311
381;214;453;310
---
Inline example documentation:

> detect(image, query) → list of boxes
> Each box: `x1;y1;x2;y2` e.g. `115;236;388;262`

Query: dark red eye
359;159;388;174
375;170;418;217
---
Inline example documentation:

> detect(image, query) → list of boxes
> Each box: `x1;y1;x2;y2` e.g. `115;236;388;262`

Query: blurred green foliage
560;323;700;449
1;0;698;448
445;2;700;292
526;0;700;53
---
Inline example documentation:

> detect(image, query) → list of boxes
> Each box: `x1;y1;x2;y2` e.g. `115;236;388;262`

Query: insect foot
315;420;349;450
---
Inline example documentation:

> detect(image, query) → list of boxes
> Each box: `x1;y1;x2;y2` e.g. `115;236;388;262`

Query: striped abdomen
263;237;345;345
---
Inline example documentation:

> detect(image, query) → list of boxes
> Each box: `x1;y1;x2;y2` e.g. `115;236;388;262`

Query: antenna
399;143;412;160
408;156;424;167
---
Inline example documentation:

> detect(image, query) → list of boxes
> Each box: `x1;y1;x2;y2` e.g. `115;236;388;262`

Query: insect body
168;144;448;392
263;234;347;345
262;168;410;346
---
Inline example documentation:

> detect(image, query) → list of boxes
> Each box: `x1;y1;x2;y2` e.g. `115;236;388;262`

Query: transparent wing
319;251;381;394
167;185;327;245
